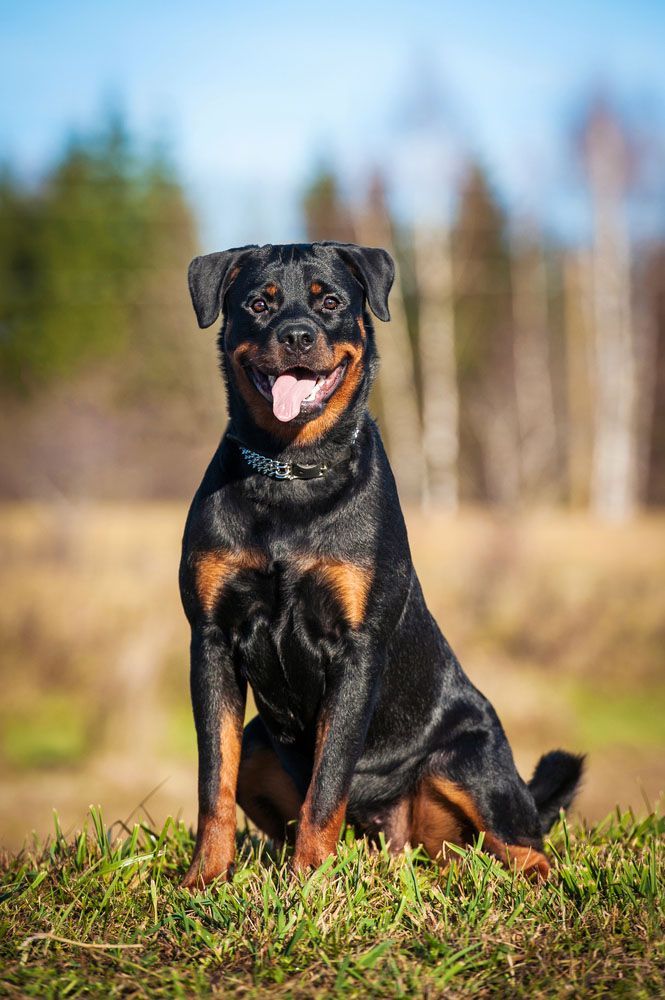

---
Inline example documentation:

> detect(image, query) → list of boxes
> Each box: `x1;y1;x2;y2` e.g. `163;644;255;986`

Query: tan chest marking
195;549;267;614
195;549;372;628
297;555;372;629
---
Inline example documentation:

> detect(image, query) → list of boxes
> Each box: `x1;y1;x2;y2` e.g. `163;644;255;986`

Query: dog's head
188;242;394;445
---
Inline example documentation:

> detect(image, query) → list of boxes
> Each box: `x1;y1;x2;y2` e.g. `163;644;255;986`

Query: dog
179;241;584;888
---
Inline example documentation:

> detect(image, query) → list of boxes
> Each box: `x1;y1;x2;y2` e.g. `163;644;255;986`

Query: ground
1;810;663;997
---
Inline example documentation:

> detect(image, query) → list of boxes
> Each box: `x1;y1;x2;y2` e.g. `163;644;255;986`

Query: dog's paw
291;847;332;873
180;854;234;891
522;854;551;883
505;845;551;883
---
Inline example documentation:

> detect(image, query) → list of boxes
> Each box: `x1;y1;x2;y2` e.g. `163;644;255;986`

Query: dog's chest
195;548;371;737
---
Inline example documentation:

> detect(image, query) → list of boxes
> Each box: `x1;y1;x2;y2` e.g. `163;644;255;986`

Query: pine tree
453;163;518;505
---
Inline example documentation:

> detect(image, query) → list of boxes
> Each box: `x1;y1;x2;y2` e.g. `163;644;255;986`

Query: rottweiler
179;241;584;888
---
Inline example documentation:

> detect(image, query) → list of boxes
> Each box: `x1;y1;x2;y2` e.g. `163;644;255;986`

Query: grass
1;809;663;998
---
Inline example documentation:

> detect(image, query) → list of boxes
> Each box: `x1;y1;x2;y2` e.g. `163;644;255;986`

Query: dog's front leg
293;643;377;871
181;625;246;889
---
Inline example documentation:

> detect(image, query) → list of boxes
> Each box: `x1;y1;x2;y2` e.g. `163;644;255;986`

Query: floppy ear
319;242;395;322
188;246;258;329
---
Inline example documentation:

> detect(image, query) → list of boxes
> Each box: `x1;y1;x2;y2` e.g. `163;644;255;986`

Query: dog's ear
319;242;395;322
188;246;259;328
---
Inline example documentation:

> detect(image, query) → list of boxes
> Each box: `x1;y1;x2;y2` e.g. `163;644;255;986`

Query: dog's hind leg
411;773;550;879
237;717;303;844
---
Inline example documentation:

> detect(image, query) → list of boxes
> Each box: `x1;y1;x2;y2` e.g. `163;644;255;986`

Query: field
0;503;664;995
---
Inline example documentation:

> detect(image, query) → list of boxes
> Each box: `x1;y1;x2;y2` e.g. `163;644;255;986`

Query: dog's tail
528;750;586;832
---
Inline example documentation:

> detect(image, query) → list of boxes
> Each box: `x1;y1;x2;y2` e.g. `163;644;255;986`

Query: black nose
276;327;316;353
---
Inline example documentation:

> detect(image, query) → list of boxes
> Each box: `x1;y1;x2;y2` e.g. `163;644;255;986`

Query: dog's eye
251;298;268;314
323;296;339;311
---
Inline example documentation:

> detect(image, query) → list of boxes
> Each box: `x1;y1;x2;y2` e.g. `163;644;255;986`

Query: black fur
179;242;584;882
528;751;586;831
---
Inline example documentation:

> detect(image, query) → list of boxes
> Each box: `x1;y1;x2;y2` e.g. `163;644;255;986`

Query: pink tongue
271;373;317;422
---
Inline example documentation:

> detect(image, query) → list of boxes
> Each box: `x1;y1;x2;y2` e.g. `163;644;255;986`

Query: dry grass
0;502;664;850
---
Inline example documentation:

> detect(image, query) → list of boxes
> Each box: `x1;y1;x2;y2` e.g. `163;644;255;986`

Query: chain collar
227;429;359;481
237;445;301;480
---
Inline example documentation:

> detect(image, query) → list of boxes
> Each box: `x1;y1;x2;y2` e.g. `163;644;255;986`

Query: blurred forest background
3;99;665;513
1;5;664;847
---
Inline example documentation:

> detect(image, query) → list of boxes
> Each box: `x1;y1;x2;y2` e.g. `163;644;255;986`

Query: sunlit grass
1;808;663;997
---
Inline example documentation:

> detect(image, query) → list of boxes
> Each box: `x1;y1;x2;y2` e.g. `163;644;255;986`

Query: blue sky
1;0;664;247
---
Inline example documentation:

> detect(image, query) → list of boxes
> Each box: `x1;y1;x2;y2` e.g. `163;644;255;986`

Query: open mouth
248;363;347;422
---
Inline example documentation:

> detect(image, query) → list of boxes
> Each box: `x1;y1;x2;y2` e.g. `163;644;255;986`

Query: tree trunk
563;250;594;507
413;225;459;509
354;188;425;502
632;258;660;502
588;197;638;521
511;229;558;503
584;107;640;522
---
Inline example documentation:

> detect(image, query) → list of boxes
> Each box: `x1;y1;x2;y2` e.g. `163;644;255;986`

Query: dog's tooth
268;375;276;387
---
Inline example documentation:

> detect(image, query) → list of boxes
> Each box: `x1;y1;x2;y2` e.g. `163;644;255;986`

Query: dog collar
227;431;358;481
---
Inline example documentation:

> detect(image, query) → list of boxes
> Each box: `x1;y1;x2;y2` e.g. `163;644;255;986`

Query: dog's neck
224;406;365;465
226;427;360;482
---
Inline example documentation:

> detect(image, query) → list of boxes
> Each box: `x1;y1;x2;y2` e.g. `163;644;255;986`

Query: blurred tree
302;167;355;243
122;147;205;401
354;173;425;501
577;96;644;521
636;241;665;504
0;115;201;398
511;221;558;502
0;169;40;389
0;113;216;499
413;222;459;508
26;117;139;386
563;248;594;507
389;57;465;509
453;163;518;506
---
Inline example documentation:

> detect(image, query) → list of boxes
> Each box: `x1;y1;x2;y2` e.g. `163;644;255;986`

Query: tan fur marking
412;779;465;857
181;710;244;888
296;555;372;628
381;797;413;853
493;842;551;881
293;717;347;870
357;315;367;340
310;281;322;294
229;341;365;445
293;798;347;871
265;283;278;296
237;746;303;843
195;549;266;614
412;777;551;881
